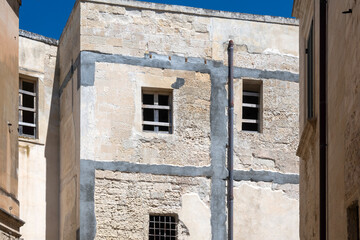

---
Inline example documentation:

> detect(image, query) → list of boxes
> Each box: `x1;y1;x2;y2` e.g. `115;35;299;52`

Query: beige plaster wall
59;69;80;240
295;0;360;239
18;36;59;240
58;3;81;240
233;78;299;173
0;0;20;218
80;0;299;72
94;171;211;240
81;63;211;166
233;182;299;240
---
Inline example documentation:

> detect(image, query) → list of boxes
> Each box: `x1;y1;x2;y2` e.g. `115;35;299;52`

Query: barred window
142;89;172;133
149;215;177;240
19;78;37;138
242;80;262;132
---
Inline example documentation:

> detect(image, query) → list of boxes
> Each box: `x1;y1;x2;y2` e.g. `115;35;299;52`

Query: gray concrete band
79;158;299;240
75;50;299;240
60;50;299;97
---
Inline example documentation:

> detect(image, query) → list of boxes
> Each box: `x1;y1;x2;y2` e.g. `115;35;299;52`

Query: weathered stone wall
0;0;20;219
56;1;301;239
234;78;299;173
18;33;59;240
94;171;211;240
233;181;299;240
58;2;81;240
80;0;299;72
81;63;211;166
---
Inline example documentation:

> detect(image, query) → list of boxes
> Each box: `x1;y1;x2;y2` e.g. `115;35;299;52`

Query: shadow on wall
44;50;60;240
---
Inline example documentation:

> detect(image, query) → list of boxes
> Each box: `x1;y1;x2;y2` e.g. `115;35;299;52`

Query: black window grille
142;89;172;133
149;215;177;240
242;80;262;132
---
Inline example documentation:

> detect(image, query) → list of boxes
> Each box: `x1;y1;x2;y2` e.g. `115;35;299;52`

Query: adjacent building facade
293;0;360;239
3;0;300;239
0;0;24;239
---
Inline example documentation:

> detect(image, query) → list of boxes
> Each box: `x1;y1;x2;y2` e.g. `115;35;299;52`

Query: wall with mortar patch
17;35;59;240
94;171;211;240
54;0;301;239
82;63;211;166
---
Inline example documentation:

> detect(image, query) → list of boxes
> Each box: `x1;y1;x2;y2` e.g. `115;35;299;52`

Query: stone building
3;0;300;239
293;0;360;239
0;0;25;239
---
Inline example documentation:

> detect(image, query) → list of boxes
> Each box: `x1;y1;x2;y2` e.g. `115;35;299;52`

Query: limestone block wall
80;0;299;72
94;171;211;240
233;78;299;173
54;1;302;239
82;63;211;166
18;33;59;240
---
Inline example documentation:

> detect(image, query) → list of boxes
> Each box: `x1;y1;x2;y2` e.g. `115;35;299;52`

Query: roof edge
19;29;59;46
81;0;299;26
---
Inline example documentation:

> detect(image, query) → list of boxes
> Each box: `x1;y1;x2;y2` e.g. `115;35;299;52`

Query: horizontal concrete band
59;50;299;96
81;159;299;185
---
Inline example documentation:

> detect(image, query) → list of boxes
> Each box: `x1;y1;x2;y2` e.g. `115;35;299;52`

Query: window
306;21;314;119
149;215;177;240
347;201;359;240
142;89;172;133
242;80;262;132
19;78;37;138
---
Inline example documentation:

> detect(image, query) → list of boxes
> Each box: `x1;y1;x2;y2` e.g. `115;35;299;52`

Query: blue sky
19;0;295;40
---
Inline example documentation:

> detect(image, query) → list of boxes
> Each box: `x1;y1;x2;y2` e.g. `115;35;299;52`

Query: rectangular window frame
149;214;178;240
19;77;38;139
142;88;173;134
241;79;263;133
306;21;314;120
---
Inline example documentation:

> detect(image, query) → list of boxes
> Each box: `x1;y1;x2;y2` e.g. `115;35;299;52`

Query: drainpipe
319;0;327;239
227;40;234;240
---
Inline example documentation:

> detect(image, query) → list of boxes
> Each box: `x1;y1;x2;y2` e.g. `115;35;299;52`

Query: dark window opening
149;215;177;240
142;89;172;133
347;201;359;240
242;81;261;132
19;78;37;138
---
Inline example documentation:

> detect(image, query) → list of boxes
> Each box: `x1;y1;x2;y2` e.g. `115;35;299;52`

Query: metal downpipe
227;40;234;240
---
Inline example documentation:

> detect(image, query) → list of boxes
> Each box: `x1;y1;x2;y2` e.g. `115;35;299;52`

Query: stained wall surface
0;0;20;217
72;1;299;239
294;0;360;239
58;2;81;240
0;0;23;238
18;33;59;240
53;0;301;239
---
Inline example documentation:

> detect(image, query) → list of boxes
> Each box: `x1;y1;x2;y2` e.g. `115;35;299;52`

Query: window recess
19;78;37;138
242;80;262;132
142;89;172;133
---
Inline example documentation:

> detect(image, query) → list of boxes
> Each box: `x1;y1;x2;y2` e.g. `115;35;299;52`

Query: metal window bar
242;90;260;131
149;215;177;240
142;92;172;133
